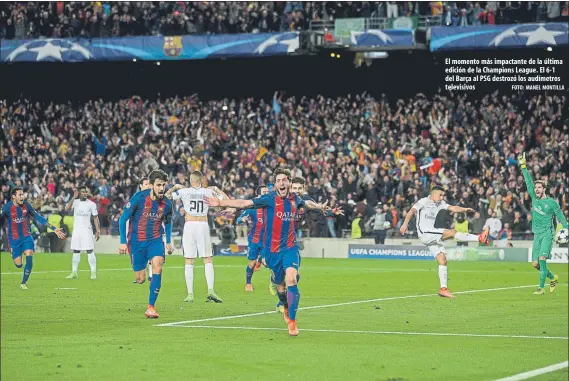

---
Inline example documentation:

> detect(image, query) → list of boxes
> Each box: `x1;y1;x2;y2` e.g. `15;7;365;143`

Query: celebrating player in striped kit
205;169;329;336
1;187;66;289
166;171;227;303
130;177;152;284
119;170;173;318
65;186;101;280
235;185;269;291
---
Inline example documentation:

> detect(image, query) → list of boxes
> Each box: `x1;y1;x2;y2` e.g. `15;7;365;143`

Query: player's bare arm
65;189;79;212
93;215;101;241
205;197;254;210
447;205;475;214
400;207;417;235
165;184;185;200
305;199;329;213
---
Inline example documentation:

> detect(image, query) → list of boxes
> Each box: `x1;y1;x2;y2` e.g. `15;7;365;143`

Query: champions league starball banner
430;23;568;52
348;244;529;262
0;32;300;63
348;245;432;260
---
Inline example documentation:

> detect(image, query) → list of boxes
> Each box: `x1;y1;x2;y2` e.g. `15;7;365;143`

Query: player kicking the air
236;185;269;292
1;187;66;289
166;171;226;303
65;186;101;280
518;153;568;295
119;170;174;318
206;169;329;336
400;185;489;298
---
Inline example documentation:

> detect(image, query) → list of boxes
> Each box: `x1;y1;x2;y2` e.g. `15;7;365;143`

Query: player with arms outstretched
206;169;329;336
1;187;66;289
400;185;489;298
166;171;226;303
236;185;269;292
119;170;174;318
518;153;568;295
65;186;101;280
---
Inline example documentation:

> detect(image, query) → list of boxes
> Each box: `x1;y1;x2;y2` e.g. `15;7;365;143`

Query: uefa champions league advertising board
348;244;529;262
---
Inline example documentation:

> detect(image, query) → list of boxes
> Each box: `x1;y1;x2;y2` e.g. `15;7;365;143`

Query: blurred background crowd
2;90;568;246
2;1;568;39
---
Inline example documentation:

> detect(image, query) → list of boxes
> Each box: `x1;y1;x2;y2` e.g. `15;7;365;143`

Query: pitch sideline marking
155;284;550;327
166;325;569;341
5;266;561;276
490;361;568;381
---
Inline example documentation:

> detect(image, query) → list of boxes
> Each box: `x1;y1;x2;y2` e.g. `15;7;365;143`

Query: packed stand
1;90;568;245
2;1;566;40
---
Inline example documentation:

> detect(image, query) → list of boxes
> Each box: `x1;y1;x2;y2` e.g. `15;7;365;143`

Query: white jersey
72;199;98;229
412;196;449;235
172;187;223;217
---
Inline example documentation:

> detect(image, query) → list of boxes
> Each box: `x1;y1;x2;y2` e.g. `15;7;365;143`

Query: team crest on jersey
164;36;183;57
125;202;131;209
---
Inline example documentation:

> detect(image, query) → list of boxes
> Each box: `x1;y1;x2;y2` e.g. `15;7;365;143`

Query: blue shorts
9;236;35;260
264;248;300;285
247;243;264;261
129;238;165;272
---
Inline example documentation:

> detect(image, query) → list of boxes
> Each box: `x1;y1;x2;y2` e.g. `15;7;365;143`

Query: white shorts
182;222;213;259
71;228;95;251
418;227;446;257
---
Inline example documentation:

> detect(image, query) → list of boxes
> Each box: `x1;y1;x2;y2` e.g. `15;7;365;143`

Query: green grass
1;252;568;381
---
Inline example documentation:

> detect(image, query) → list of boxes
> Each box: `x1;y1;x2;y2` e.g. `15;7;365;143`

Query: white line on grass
155;284;543;327
491;361;568;381
166;325;569;341
4;266;559;276
0;265;239;275
55;288;77;290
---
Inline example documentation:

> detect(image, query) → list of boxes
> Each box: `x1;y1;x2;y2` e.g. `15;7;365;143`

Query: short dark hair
273;168;291;182
148;170;168;184
139;177;149;186
431;185;445;193
11;187;23;198
256;185;268;195
292;177;305;185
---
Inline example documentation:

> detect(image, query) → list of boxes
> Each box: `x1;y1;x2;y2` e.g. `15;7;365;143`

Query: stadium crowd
1;90;568;243
2;1;567;39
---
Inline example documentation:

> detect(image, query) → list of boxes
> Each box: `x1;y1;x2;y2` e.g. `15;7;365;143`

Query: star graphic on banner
489;25;518;46
351;29;393;45
517;25;565;46
279;36;299;53
255;33;299;54
29;40;68;61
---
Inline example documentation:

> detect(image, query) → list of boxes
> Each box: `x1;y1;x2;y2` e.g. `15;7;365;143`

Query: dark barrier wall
1;47;567;102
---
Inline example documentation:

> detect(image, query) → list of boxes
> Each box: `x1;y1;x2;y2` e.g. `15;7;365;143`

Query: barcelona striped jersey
236;208;266;245
1;201;48;242
119;189;173;244
252;191;306;254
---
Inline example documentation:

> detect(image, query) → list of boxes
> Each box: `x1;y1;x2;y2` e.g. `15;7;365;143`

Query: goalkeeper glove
518;152;526;168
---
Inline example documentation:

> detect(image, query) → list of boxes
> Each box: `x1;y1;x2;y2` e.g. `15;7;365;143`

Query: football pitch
1;252;568;381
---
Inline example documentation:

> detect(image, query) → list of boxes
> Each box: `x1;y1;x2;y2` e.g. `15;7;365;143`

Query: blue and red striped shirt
1;201;48;242
236;208;266;245
119;190;173;244
252;191;305;254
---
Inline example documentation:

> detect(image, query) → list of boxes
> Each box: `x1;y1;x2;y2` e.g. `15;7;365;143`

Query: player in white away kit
65;186;101;280
166;171;227;303
400;186;490;298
